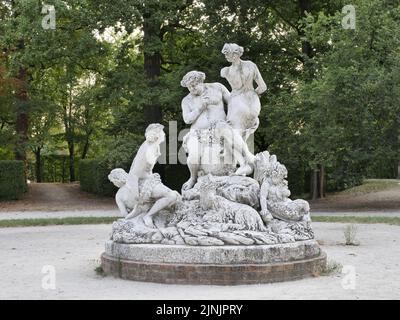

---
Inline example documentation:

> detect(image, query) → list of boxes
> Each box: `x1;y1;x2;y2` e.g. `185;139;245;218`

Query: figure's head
269;162;288;185
254;151;288;185
108;168;128;188
145;123;165;144
180;71;205;96
221;43;244;63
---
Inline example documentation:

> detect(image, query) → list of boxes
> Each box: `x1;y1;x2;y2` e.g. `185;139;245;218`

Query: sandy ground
2;180;400;214
0;222;399;300
0;210;121;220
2;182;400;219
0;183;115;212
310;180;400;212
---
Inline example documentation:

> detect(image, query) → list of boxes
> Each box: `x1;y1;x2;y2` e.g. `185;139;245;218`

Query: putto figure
108;124;180;228
221;43;267;142
254;151;310;223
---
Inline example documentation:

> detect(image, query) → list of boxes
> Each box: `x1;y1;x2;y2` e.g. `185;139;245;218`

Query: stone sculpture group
108;43;314;246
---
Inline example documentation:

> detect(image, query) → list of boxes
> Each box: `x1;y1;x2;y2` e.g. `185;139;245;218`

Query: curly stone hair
145;123;164;142
108;168;128;188
180;71;206;88
221;43;244;56
254;151;287;184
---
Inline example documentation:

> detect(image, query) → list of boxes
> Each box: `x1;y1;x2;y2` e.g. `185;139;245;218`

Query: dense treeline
0;0;399;198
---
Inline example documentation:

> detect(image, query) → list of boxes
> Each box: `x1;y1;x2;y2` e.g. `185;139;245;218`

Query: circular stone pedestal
101;239;326;285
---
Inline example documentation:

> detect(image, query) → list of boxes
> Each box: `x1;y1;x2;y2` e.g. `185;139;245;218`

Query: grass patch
312;215;400;225
1;215;399;228
332;179;400;197
321;260;342;276
343;224;360;246
0;216;118;228
94;265;105;276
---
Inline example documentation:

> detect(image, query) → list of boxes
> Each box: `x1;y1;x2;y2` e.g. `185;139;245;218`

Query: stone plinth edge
101;241;327;285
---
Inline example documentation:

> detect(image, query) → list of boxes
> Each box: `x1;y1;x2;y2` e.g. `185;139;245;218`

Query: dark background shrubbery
0;160;27;200
79;159;117;197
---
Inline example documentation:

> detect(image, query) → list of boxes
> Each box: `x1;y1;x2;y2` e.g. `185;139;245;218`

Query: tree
28;100;57;182
0;54;16;160
299;0;400;191
1;0;111;180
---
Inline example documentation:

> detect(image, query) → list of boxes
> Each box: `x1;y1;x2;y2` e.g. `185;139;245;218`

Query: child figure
108;124;180;228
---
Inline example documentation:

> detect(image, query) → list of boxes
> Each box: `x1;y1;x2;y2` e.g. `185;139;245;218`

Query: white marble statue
255;151;311;222
108;124;180;228
180;71;256;189
108;44;315;246
221;43;267;142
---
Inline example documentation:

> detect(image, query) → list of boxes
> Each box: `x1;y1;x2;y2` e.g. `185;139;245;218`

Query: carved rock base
101;240;327;285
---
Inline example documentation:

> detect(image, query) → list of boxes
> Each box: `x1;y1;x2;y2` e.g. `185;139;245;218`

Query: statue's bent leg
243;117;259;143
116;196;130;217
182;135;201;191
142;185;179;228
125;204;140;219
217;122;255;175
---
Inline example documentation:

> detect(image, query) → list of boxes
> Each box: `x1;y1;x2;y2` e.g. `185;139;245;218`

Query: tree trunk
319;164;325;198
81;136;90;160
62;157;66;183
34;148;42;183
68;141;75;182
142;13;164;180
298;0;312;57
298;0;314;79
12;4;29;165
300;0;319;198
143;15;163;126
15;68;29;162
311;168;319;200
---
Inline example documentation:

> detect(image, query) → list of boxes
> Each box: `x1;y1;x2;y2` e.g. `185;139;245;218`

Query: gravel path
2;181;400;218
0;210;121;220
0;222;399;300
0;183;115;212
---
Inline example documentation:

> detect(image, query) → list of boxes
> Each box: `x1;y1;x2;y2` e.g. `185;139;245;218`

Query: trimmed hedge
0;160;27;200
79;159;116;197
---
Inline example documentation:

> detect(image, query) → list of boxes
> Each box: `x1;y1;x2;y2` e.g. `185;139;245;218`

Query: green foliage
312;216;400;226
99;133;142;170
79;159;116;197
0;160;26;200
289;0;400;191
1;0;113;181
320;260;342;276
1;0;399;196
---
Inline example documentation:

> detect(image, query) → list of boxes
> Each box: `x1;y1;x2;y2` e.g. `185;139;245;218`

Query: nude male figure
180;71;229;190
180;71;256;191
